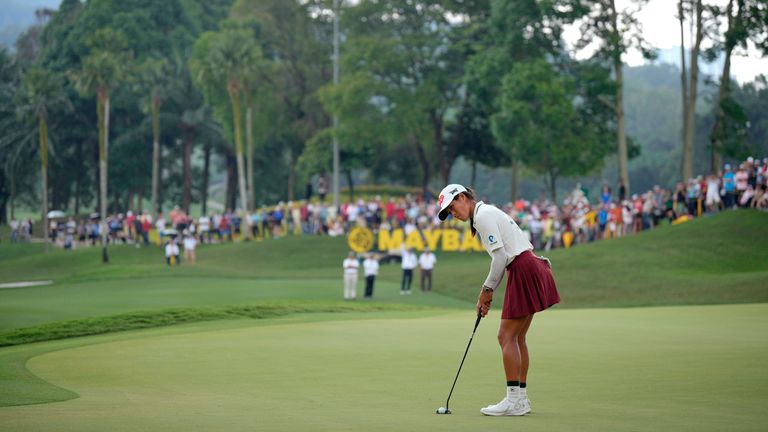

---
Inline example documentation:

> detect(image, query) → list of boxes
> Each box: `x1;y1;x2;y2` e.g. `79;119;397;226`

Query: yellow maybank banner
348;227;485;253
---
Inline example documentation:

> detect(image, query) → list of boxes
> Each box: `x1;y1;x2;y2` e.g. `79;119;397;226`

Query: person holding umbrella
437;184;560;416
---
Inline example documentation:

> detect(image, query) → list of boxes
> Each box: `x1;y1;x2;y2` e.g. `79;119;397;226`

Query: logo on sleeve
488;235;496;244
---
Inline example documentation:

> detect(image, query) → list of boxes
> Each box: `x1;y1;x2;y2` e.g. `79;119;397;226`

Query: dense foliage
0;0;766;223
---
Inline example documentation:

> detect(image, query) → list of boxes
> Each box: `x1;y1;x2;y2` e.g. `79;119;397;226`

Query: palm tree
9;67;68;253
70;28;132;263
164;53;225;215
137;56;169;219
191;27;261;236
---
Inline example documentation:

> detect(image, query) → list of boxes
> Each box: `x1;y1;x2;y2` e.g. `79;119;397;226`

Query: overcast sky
563;0;767;84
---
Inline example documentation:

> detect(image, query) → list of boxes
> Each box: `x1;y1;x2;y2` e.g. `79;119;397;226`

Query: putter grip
473;314;482;332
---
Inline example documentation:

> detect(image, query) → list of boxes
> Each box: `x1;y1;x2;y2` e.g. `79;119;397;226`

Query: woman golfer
437;184;560;416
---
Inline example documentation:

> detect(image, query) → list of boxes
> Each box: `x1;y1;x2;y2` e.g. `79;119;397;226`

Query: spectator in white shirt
156;214;167;241
183;233;197;264
165;239;180;266
342;251;359;300
10;218;19;243
199;215;211;243
363;253;380;299
418;247;437;292
400;246;418;295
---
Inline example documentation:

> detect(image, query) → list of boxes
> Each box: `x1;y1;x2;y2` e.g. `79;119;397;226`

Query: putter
436;313;482;415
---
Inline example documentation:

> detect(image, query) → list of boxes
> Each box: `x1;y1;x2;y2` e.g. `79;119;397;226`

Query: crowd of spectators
7;157;767;252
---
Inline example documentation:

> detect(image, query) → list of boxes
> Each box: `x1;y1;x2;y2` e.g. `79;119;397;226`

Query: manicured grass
0;276;469;331
0;301;428;347
0;304;766;431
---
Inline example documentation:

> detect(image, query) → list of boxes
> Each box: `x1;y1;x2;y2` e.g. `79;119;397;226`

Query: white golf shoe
480;397;528;416
520;396;532;414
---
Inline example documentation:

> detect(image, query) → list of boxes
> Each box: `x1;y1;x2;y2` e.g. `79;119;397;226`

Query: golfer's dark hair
462;186;478;237
461;187;477;201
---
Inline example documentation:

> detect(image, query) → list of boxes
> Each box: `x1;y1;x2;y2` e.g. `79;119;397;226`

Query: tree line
1;0;766;236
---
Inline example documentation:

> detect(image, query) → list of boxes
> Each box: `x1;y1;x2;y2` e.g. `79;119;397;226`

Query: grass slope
1;305;766;431
436;209;768;306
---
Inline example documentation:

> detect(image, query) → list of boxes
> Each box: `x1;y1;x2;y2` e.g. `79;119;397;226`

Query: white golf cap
437;184;467;221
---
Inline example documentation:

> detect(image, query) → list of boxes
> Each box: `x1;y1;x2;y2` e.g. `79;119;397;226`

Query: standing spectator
597;206;608;239
673;183;687;216
363;253;379;299
199;214;211;243
305;180;313;201
622;201;633;237
9;218;19;243
88;219;99;245
617;180;626;203
141;215;151;246
77;221;86;246
705;174;721;212
652;186;665;225
165;239;180;266
600;184;612;206
418;247;437;292
155;213;166;242
49;219;58;243
26;219;33;241
723;164;736;209
132;214;143;248
739;185;755;208
342;251;359;300
400;246;417;295
608;203;622;238
65;218;76;250
686;179;700;216
183;232;197;264
318;173;328;202
735;164;749;205
126;211;136;242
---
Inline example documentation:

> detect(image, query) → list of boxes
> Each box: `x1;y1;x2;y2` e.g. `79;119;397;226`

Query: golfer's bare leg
498;316;530;381
518;314;534;383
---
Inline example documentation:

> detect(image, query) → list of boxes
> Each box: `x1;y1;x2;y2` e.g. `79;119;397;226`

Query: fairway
1;304;767;432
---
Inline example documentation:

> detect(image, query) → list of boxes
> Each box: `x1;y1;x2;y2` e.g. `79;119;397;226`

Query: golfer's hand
476;288;493;318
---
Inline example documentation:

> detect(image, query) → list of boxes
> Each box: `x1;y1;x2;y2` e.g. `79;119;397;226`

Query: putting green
1;304;767;431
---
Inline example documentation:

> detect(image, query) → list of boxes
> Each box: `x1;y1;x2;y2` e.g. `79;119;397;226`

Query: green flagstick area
1;211;768;431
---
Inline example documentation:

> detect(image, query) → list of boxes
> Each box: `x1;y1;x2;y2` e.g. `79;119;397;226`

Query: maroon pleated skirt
501;250;560;319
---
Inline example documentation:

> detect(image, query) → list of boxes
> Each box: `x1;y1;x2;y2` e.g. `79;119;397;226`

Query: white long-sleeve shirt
401;250;418;270
472;201;533;290
363;258;379;276
343;258;360;275
418;253;436;270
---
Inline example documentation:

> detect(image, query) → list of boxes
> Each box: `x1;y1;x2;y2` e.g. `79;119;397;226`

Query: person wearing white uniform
165;239;180;266
437;184;560;417
183;234;197;264
418;247;437;292
400;246;418;295
362;253;380;299
342;251;359;300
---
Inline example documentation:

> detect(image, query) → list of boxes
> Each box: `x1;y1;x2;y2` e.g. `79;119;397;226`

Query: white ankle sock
506;386;520;400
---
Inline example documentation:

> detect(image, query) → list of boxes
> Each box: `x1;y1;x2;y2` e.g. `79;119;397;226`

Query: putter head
436;407;451;414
